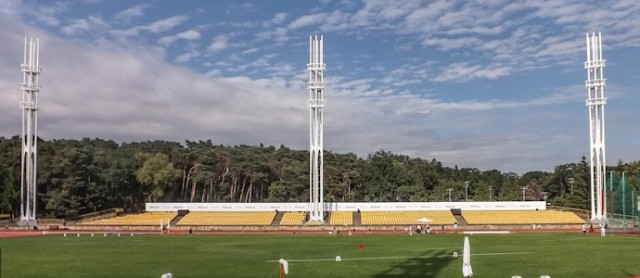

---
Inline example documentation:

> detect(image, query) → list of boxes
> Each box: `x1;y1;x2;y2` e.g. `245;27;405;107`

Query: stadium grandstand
78;211;177;226
177;211;277;226
462;210;586;225
71;201;588;232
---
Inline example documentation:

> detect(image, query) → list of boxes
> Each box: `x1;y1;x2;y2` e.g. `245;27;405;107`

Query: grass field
1;232;639;277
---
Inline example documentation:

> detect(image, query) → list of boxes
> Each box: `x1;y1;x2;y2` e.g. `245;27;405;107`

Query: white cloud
110;16;189;37
2;0;640;174
432;63;512;82
224;12;289;29
242;48;259;54
114;3;152;22
405;1;455;30
282;0;640;83
224;53;297;77
255;28;288;42
422;37;482;50
175;50;200;63
535;36;585;58
0;29;306;150
22;1;69;26
226;3;257;14
207;34;230;52
61;16;108;36
61;19;89;35
147;16;189;33
0;0;19;16
271;12;288;25
158;30;201;46
288;13;326;29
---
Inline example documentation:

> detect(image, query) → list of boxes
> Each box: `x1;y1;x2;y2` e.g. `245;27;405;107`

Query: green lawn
1;232;639;277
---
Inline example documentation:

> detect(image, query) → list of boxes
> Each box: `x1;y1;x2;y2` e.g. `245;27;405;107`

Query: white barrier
146;201;546;212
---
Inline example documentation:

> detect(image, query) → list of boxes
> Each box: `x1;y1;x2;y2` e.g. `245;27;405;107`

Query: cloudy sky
0;0;638;174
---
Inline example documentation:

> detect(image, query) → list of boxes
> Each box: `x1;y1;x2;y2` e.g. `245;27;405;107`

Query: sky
0;0;638;174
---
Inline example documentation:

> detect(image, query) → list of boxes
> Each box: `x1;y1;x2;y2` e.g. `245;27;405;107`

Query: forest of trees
0;136;638;219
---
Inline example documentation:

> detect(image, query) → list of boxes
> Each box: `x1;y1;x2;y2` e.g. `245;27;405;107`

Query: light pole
622;172;626;226
521;186;527;201
568;177;575;191
447;188;453;202
465;181;469;201
488;186;493;201
633;190;637;227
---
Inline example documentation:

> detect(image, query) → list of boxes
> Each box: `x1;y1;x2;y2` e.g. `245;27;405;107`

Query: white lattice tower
19;37;41;226
307;35;325;222
585;32;607;221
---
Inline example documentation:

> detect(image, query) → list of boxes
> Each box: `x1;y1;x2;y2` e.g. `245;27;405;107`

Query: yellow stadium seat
177;211;277;226
461;210;586;225
360;211;456;225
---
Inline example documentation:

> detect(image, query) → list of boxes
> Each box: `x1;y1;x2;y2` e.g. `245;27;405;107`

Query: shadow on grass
370;249;455;278
621;269;639;277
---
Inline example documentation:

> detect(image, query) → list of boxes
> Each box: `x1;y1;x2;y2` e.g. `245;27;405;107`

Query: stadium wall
145;201;546;212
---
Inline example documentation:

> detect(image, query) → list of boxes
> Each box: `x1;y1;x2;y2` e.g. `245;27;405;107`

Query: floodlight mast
19;37;41;227
307;35;325;222
585;32;607;222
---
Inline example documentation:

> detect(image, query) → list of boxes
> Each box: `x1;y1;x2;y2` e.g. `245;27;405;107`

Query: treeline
0;136;638;219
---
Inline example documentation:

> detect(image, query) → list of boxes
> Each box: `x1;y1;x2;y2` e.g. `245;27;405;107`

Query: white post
462;236;473;277
307;35;325;222
19;37;41;227
490;186;493;201
585;32;607;222
465;181;469;201
622;172;626;224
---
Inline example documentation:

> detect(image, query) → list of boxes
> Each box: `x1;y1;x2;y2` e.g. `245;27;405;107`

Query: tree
39;140;101;218
524;180;545;201
266;182;288;202
430;180;461;202
499;176;521;201
564;177;588;209
103;147;141;211
408;158;439;195
473;181;492;201
135;153;180;202
0;137;21;216
0;168;19;215
357;150;414;202
545;164;575;201
3;135;630;216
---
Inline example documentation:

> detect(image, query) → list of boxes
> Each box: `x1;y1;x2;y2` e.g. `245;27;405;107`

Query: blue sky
0;0;638;173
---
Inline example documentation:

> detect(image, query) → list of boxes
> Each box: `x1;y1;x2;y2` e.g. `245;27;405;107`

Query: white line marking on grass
463;231;510;234
267;258;337;263
267;256;438;263
415;246;459;251
541;238;598;242
471;252;534;256
266;251;534;263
